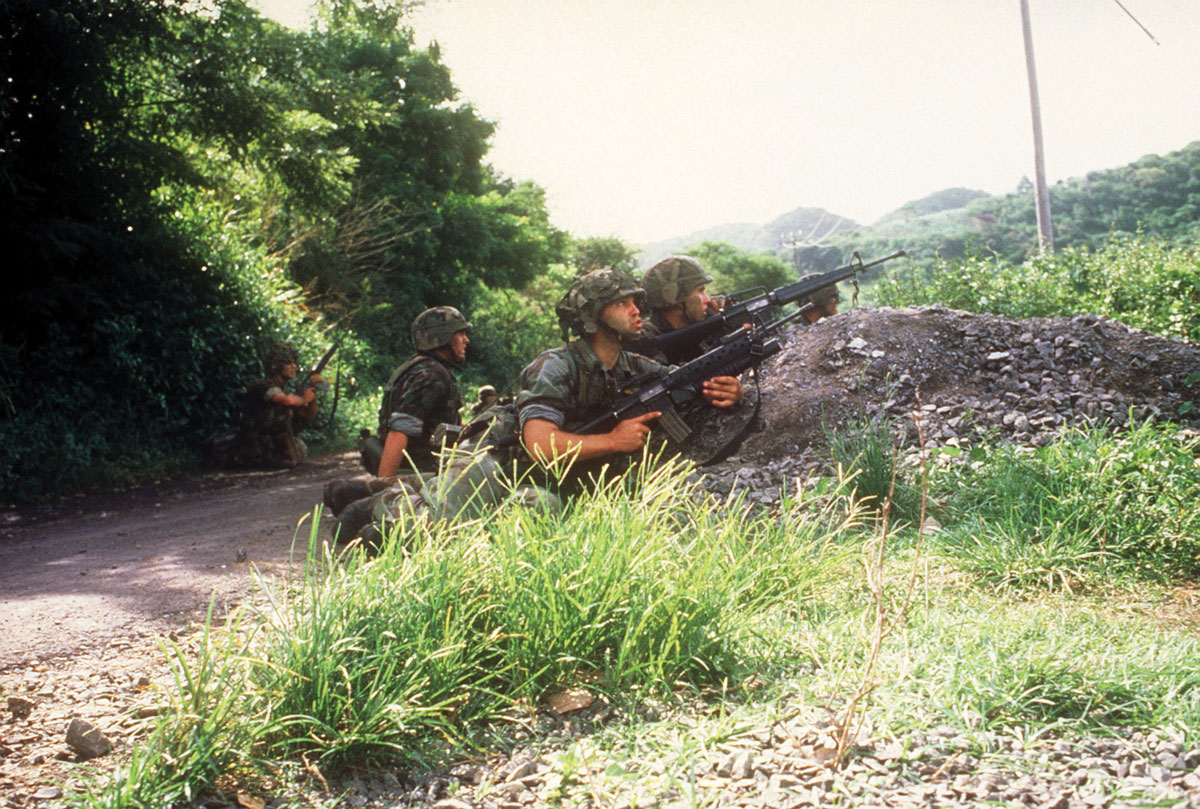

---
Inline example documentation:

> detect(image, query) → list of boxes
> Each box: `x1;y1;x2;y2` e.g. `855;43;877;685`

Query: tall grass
824;413;924;528
72;459;856;804
71;608;257;808
931;417;1200;587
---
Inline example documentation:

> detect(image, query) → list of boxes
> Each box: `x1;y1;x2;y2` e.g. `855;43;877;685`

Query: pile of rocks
701;306;1200;504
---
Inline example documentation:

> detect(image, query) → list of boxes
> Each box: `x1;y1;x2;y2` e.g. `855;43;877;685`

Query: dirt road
0;452;361;671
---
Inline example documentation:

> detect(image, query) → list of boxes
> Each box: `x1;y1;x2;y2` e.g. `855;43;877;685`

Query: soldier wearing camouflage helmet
516;267;741;491
233;341;325;469
795;273;841;324
360;306;472;478
626;256;721;363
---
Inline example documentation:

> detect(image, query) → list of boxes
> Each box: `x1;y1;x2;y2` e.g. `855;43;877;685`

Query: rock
7;696;35;719
64;717;112;759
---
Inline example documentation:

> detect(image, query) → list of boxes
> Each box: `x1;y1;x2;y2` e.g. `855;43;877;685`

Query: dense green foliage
682;240;795;297
0;0;568;500
872;236;1200;343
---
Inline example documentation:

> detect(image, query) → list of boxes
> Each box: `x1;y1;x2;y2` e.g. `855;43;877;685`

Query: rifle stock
652;250;905;363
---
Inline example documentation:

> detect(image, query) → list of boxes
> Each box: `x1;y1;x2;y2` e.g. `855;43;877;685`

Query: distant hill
636;208;860;269
870;187;990;227
635;138;1200;274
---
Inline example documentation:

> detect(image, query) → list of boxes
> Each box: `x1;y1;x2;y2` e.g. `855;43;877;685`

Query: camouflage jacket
377;352;463;469
515;340;667;432
242;377;297;436
514;340;668;492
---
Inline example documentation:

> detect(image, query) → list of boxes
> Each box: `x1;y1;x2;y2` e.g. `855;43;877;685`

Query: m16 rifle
652;250;906;364
572;305;815;444
299;340;340;394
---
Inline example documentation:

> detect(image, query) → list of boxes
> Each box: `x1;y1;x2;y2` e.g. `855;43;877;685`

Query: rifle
299;339;340;393
572;305;813;444
652;250;906;364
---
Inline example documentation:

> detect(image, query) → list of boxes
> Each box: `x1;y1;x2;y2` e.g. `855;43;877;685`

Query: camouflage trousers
332;446;559;547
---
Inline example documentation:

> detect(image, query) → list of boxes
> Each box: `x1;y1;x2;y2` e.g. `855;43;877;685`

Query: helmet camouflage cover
412;306;472;351
556;268;646;339
642;256;714;310
264;341;300;375
796;273;841;307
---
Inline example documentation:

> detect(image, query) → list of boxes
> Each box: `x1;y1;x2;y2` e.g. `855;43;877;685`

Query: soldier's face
281;361;297;380
681;285;715;324
599;295;643;338
449;330;470;362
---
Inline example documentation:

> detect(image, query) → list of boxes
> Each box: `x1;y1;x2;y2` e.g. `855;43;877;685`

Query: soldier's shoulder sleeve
515;348;574;428
387;358;453;426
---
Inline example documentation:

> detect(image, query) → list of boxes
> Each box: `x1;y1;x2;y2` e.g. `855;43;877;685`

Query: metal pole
1019;0;1054;253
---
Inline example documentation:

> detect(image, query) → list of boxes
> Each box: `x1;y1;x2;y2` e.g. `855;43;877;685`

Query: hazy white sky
256;0;1200;244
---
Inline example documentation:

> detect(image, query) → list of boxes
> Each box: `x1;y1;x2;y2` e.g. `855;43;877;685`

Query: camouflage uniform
515;269;676;493
367;352;464;473
359;307;470;475
624;256;716;363
337;306;547;544
795;273;841;320
231;342;311;468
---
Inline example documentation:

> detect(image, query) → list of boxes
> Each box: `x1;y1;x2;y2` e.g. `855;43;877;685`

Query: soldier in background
625;255;721;363
471;384;499;419
796;275;840;324
235;341;323;469
359;306;471;478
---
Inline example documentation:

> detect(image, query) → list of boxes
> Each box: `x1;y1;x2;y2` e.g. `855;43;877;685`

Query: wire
1111;0;1160;45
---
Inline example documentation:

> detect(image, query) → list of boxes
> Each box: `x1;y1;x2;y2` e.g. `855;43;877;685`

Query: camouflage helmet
642;256;714;310
264;341;300;375
412;306;472;351
796;274;841;307
556;268;646;339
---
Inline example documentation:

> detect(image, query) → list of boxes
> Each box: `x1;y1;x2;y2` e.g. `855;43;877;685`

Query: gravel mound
702;306;1200;503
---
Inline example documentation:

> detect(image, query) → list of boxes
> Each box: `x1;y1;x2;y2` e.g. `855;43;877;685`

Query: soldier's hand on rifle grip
607;411;661;453
701;376;741;408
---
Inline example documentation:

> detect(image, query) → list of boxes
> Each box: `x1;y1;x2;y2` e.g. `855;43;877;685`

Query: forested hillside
0;0;570;500
800;141;1200;272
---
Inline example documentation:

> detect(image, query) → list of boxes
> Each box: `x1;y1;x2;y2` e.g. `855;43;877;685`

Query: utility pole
1019;0;1054;253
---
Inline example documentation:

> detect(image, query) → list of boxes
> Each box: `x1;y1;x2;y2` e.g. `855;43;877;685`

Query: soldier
517;267;741;492
626;255;721;363
359;306;471;478
329;306;472;540
470;384;499;419
235;341;324;469
796;274;840;324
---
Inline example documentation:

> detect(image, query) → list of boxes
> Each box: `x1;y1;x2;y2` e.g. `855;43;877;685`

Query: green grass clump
930;418;1200;587
71;609;257;808
824;413;924;527
68;457;856;806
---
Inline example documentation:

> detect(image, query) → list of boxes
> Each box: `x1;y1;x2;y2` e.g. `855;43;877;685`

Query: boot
323;477;394;516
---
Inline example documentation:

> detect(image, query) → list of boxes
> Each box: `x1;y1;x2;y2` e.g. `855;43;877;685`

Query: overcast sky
255;0;1200;245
